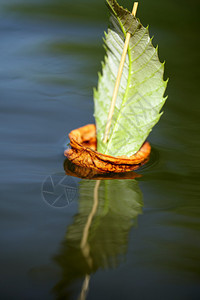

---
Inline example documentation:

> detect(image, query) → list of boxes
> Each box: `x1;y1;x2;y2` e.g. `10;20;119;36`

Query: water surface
0;0;200;299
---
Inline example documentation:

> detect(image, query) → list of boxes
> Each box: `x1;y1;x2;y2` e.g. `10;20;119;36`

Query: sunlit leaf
94;0;168;156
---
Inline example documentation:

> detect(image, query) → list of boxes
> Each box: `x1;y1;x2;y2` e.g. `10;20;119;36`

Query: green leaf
94;0;168;156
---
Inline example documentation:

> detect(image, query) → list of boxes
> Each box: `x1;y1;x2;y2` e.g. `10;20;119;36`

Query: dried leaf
64;158;142;179
64;124;151;173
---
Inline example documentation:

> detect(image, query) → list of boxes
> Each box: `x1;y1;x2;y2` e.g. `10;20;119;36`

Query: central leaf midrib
104;18;133;155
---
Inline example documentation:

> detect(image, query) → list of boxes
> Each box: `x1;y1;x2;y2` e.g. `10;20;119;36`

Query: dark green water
0;0;200;299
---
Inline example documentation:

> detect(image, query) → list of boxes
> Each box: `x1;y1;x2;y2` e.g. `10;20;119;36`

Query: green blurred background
0;0;200;299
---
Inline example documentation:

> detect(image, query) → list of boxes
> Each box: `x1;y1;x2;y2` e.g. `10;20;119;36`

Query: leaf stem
103;2;138;144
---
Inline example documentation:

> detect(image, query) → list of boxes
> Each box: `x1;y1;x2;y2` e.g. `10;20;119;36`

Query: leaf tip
164;95;168;101
165;77;169;85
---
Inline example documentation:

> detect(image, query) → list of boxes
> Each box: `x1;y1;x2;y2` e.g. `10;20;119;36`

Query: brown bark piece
64;124;151;173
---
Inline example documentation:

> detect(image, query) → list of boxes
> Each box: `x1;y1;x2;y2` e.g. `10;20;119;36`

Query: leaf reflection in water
53;164;143;299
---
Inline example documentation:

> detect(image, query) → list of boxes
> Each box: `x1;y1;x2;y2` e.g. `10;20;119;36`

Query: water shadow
53;162;143;299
